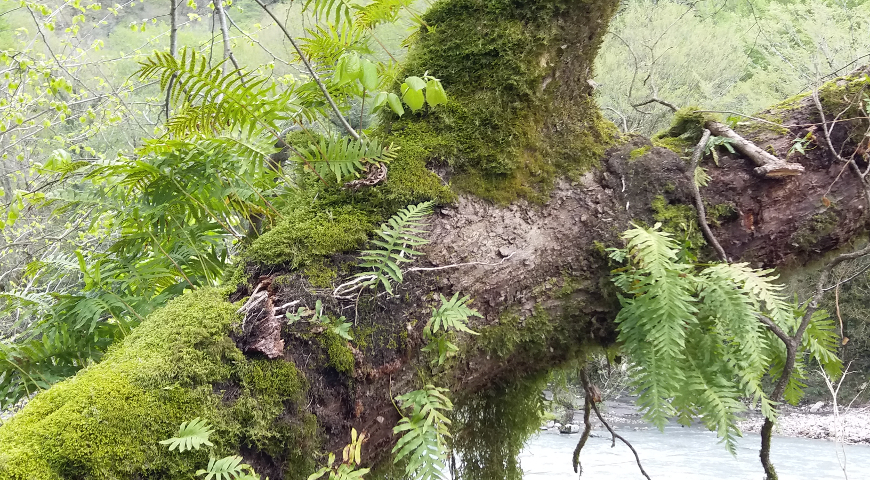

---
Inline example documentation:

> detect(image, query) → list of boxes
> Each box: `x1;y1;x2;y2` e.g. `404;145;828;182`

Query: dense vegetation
0;0;869;479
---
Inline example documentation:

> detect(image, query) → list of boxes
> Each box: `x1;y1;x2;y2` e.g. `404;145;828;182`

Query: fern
297;136;396;183
610;223;842;453
425;293;481;336
138;48;294;136
196;456;257;480
159;417;215;452
393;385;453;480
299;23;370;66
355;201;433;294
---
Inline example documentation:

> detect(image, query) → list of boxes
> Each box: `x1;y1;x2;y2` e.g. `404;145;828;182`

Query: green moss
791;208;839;251
651;195;705;248
706;202;738;227
479;305;554;359
0;289;318;479
380;0;617;204
453;373;549;480
224;263;250;289
321;331;355;376
245;201;377;268
651;107;715;155
303;261;338;288
628;145;651;160
239;359;306;401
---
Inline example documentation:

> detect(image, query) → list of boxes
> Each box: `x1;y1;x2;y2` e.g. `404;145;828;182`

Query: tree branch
252;0;360;141
688;128;728;262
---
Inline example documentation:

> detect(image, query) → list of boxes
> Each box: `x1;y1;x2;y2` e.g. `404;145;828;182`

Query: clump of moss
628;145;651;160
245;201;377;268
651;195;705;249
380;0;618;204
791;208;840;251
239;359;306;401
479;305;554;359
303;261;338;288
321;330;355;376
453;373;549;480
652;107;715;155
0;289;317;480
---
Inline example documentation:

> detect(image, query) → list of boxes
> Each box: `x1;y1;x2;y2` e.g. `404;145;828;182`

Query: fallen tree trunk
2;0;869;478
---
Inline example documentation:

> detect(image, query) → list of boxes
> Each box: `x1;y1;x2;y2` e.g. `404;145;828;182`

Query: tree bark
2;1;869;479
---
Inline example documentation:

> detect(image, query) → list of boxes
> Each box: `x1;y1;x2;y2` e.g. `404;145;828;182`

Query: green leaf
401;83;425;112
425;79;447;107
361;60;378;91
159;418;214;452
387;92;404;116
403;75;426;91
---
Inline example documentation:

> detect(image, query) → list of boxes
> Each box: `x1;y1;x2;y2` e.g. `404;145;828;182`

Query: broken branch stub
706;121;805;178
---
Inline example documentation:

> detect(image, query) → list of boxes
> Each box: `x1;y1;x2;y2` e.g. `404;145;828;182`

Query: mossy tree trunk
2;1;870;479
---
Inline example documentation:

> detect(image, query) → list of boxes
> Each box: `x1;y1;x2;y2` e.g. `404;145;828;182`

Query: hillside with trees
1;1;869;479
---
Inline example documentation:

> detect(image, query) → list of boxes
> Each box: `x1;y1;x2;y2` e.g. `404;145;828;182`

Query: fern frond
426;293;481;336
355;0;413;29
354;201;433;294
138;48;293;136
297;136;395;183
196;455;253;480
299;23;370;66
159;417;215;452
393;385;452;480
801;308;843;379
303;0;359;26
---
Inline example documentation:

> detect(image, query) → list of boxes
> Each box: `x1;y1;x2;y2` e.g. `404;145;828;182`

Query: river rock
560;424;581;434
809;401;825;413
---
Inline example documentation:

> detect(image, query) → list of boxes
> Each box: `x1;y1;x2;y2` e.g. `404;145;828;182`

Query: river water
520;425;870;479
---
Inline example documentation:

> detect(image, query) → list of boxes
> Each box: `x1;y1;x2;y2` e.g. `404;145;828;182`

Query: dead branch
572;395;593;475
578;369;652;480
688;128;729;262
632;97;678;113
705;121;805;177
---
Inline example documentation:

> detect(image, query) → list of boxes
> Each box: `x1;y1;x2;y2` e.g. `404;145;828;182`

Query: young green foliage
610;224;842;453
308;428;371;480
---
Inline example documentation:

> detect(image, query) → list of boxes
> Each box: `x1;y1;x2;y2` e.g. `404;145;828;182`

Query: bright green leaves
399;75;447;113
308;428;371;480
159;418;215;453
159;419;262;479
393;385;453;480
334;55;448;117
297;136;397;184
425;79;448;107
425;293;481;336
196;456;258;480
609;223;842;454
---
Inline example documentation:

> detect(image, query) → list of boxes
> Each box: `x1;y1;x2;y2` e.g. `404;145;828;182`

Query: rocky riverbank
738;403;870;445
548;397;870;445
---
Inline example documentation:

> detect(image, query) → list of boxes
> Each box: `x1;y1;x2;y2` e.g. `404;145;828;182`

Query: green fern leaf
196;455;251;480
355;201;433;294
159;417;215;452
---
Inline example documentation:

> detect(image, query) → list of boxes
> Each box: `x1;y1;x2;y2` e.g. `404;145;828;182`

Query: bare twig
578;369;652;480
632;97;678;113
252;0;360;140
572;395;593;475
688;129;728;262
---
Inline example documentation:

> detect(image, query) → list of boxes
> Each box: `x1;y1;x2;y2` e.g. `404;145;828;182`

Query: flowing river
519;425;870;479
